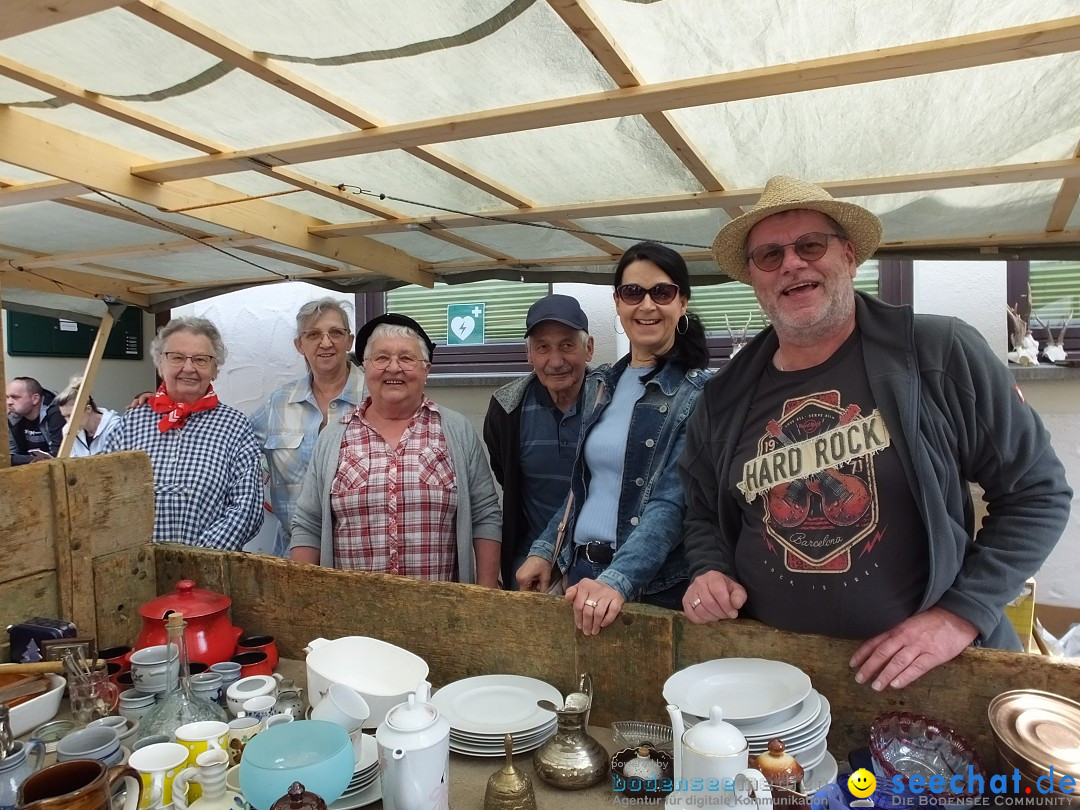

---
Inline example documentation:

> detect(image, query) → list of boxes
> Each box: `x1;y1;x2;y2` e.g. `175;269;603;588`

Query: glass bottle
139;611;226;740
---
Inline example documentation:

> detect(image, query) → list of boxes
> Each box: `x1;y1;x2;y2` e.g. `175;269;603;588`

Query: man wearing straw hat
680;176;1070;688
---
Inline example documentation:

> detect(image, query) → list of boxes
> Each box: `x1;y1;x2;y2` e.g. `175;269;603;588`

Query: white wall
3;309;158;411
912;261;1008;360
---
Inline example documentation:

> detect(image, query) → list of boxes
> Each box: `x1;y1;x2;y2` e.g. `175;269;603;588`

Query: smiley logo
848;768;877;798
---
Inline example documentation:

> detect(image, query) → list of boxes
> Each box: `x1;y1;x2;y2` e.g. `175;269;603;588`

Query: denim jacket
528;355;709;600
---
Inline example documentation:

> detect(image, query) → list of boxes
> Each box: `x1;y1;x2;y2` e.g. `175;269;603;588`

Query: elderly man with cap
483;294;594;588
290;313;502;586
680;176;1070;688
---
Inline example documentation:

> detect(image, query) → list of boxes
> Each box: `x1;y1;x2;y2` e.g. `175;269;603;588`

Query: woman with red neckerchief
105;316;263;549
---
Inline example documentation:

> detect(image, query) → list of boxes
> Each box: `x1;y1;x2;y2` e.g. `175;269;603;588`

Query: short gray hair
363;323;430;364
151;316;227;366
295;297;353;338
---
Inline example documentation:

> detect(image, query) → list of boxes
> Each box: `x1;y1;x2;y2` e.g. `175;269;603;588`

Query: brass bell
484;734;537;810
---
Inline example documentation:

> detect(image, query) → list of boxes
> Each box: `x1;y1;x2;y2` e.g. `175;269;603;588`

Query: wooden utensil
0;660;107;675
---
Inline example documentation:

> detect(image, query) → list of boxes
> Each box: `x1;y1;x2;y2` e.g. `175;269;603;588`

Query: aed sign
447;303;485;345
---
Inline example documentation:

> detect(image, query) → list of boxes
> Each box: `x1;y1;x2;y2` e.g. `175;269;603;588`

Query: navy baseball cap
524;294;589;337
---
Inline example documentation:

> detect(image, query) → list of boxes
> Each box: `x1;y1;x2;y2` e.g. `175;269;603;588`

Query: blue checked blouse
104;403;263;549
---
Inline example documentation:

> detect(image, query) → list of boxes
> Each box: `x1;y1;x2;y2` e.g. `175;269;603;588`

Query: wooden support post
57;304;121;459
0;277;8;469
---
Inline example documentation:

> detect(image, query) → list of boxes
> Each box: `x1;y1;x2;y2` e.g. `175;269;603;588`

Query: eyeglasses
614;283;681;305
746;232;844;273
300;327;351;344
163;352;215;369
365;353;428;371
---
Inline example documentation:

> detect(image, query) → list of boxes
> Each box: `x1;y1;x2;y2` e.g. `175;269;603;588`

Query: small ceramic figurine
753;738;804;790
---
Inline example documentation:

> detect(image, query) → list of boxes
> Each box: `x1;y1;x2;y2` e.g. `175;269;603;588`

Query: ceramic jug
376;681;450;810
173;749;241;810
274;679;305;718
16;760;142;810
666;704;772;808
1;740;46;810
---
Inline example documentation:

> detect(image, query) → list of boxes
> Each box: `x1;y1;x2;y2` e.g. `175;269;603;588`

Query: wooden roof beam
0;179;86;207
1046;138;1080;232
126;0;538;210
1;261;153;307
545;0;744;221
311;158;1080;237
0;108;432;288
130;16;1080;182
11;234;264;269
0;55;229;153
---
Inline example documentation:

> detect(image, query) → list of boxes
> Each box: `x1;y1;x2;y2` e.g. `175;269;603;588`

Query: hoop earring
614;315;625;336
676;314;689;335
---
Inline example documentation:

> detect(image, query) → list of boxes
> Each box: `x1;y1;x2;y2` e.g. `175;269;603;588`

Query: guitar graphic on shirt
764;404;872;528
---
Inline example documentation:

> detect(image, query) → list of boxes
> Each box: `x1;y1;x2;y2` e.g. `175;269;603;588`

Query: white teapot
376;681;450;810
666;704;773;807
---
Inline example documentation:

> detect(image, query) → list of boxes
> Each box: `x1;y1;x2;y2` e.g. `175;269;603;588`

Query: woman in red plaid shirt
289;314;502;586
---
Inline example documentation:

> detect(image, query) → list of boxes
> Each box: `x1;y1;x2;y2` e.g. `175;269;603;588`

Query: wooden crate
0;451;156;660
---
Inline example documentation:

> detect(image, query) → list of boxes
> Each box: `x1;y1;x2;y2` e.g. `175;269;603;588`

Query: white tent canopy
2;0;1080;319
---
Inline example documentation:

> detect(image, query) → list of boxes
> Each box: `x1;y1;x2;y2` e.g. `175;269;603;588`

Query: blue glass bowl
238;720;353;810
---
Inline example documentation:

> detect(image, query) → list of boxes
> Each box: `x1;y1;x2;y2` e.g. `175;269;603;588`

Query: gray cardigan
289;404;502;583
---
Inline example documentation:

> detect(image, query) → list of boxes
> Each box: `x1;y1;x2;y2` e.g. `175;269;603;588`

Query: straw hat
711;176;883;284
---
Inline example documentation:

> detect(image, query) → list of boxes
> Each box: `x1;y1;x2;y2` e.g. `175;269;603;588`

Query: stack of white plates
663;658;832;770
328;733;381;810
431;674;561;757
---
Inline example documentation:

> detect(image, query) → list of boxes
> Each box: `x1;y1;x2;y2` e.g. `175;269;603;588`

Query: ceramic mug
310;683;370;734
175;719;228;800
129;645;180;694
188;672;223;703
55;726;121;765
16;760;141;810
263;713;294;729
238;696;276;723
226;716;262;766
128;742;189;810
236;635;278;671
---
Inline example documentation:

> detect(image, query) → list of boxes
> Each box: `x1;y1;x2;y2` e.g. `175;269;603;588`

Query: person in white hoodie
54;376;120;457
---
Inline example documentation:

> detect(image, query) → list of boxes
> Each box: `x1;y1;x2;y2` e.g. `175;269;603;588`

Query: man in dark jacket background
7;376;65;464
484;295;593;588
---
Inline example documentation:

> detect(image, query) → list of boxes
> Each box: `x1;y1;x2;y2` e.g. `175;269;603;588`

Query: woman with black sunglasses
516;241;709;635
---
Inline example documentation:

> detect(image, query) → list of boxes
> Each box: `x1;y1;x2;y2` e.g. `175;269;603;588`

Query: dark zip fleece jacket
680;292;1071;649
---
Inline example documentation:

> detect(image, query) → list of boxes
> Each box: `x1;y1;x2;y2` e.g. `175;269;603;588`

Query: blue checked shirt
249;367;365;556
104;403;263;550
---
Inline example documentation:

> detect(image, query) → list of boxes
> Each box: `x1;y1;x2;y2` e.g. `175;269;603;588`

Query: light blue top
250;366;366;556
572;366;649;547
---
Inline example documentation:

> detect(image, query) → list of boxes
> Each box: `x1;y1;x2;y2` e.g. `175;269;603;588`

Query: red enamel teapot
134;580;243;665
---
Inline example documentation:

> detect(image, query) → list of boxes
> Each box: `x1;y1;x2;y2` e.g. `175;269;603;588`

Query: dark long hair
613;241;709;373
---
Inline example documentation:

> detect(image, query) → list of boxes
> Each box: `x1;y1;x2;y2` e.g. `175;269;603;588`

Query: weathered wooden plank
92;545;157;649
0;462;59;579
48;463;76;627
65;452;155;558
143;547;1080;767
0;571;60;661
58;461;96;640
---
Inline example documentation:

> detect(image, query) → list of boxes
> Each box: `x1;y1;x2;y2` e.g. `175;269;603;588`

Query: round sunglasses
615;282;681;305
747;232;843;273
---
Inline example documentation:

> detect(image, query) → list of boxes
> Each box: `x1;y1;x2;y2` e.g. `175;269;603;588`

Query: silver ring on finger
691;597;702;608
584;599;598;608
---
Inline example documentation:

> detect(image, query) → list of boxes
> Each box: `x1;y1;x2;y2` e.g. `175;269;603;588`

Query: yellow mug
127;742;189;810
174;721;228;800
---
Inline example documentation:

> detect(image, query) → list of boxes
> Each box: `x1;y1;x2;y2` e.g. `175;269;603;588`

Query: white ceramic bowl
226;674;279;716
8;674;65;737
305;636;427;729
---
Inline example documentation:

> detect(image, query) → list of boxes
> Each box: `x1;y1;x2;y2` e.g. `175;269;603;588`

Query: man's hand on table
850;606;978;690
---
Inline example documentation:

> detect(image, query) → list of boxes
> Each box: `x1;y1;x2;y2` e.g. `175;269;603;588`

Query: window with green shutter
386;280;550;342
